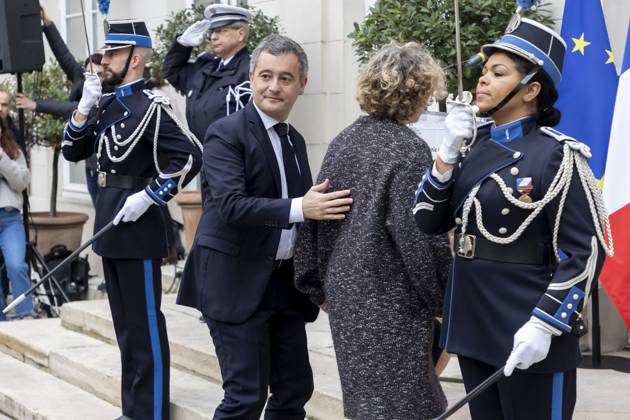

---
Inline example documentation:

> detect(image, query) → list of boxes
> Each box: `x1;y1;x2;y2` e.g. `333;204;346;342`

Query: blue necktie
273;123;302;198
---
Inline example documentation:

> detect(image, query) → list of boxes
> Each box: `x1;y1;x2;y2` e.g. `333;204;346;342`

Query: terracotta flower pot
174;191;202;252
29;211;89;255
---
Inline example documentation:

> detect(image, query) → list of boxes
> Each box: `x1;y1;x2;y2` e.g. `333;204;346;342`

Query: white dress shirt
252;102;305;260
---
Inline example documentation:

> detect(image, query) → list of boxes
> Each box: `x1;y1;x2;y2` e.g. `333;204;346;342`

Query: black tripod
25;240;70;318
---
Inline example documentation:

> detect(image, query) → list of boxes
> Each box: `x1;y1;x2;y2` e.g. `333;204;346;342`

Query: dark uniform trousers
103;258;170;420
204;260;314;420
458;356;576;420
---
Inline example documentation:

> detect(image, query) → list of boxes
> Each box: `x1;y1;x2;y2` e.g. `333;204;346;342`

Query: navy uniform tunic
162;42;251;142
414;117;605;373
61;78;201;420
62;79;202;258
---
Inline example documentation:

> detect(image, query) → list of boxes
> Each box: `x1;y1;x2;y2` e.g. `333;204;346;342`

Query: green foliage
350;0;554;93
151;4;281;86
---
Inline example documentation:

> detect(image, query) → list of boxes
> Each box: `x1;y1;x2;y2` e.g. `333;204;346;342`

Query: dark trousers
458;355;576;420
103;258;170;420
205;262;314;420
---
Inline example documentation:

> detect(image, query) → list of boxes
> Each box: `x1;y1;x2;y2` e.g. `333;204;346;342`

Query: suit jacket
177;102;319;324
162;42;251;141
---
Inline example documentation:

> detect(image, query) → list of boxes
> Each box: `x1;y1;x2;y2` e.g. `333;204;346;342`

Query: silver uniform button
567;303;573;309
561;312;568;319
121;123;125;128
455;217;462;225
510;167;519;176
114;145;119;151
111;169;116;174
499;227;507;234
573;294;580;300
513;151;521;158
117;134;122;140
501;208;510;215
124;111;129;116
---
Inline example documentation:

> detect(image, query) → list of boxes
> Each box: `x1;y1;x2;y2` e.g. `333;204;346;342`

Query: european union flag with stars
555;0;619;180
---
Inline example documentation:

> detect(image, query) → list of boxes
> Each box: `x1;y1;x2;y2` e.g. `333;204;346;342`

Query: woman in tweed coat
294;42;452;419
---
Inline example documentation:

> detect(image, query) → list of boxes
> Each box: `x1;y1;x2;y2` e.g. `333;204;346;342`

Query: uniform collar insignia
491;116;535;143
115;79;145;98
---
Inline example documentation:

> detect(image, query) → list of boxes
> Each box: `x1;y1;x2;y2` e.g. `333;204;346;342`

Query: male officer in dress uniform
62;20;202;420
163;4;252;142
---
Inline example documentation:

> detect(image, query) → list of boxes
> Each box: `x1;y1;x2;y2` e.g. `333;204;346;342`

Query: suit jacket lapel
245;103;282;196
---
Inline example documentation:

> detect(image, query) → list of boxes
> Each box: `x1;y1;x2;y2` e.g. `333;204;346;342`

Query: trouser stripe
143;259;163;420
551;371;564;420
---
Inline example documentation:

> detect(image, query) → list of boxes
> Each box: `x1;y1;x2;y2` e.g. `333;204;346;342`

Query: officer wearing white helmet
162;5;252;142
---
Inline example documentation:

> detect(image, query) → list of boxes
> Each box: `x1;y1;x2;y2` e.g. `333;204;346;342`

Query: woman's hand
16;94;37;111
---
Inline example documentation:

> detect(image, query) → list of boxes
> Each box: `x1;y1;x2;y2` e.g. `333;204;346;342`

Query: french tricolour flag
601;22;630;329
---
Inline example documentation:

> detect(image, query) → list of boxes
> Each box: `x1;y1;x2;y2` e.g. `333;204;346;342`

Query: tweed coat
294;116;451;419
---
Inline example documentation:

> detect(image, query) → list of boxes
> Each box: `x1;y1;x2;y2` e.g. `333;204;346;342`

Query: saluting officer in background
163;5;252;142
414;18;613;419
62;20;202;420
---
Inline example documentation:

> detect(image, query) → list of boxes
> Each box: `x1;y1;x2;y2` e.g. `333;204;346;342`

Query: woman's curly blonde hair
356;42;447;122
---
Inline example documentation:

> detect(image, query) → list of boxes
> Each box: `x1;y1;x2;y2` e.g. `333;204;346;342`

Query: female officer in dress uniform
414;17;613;420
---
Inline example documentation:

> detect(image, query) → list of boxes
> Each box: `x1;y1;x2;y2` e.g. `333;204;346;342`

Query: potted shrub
152;4;281;250
20;61;89;254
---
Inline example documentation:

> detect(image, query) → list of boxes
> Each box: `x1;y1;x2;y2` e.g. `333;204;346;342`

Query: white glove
113;190;155;225
437;105;475;164
177;20;212;47
77;72;102;116
504;317;554;376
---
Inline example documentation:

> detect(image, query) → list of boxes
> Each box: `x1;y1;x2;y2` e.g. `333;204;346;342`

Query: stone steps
0;318;223;419
0;351;119;420
8;295;627;419
59;296;347;420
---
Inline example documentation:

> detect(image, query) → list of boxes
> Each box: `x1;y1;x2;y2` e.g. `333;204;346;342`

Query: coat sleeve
389;148;450;315
36;99;79;118
532;145;606;335
141;102;202;205
43;23;84;83
0;151;29;192
162;40;197;94
61;108;98;162
413;163;457;235
293;218;326;305
203;125;292;228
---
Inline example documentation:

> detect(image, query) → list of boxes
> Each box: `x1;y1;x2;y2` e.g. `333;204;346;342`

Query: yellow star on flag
572;33;590;55
605;49;615;65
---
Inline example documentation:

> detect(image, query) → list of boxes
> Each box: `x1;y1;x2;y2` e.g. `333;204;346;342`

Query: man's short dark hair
250;34;308;81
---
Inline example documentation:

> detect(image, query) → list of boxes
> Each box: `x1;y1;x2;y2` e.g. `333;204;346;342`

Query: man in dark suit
177;34;352;419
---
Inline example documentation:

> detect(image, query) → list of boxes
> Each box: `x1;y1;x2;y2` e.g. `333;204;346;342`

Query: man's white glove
77;72;102;116
113;190;155;225
437;105;475;164
177;20;212;47
504;317;554;376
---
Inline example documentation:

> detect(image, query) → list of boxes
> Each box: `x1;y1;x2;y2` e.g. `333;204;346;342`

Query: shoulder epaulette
143;89;171;106
540;126;577;143
540;126;592;158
